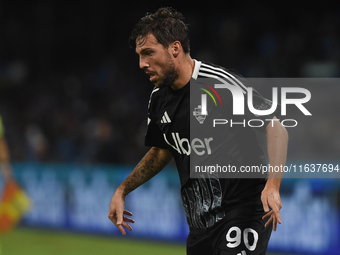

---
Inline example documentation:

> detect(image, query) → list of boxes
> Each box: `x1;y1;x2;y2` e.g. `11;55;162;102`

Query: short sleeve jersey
145;60;278;229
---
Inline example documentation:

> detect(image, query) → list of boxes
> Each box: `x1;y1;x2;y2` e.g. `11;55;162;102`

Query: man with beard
108;7;288;255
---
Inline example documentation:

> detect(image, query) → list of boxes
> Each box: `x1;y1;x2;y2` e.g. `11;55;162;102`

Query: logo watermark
188;78;339;179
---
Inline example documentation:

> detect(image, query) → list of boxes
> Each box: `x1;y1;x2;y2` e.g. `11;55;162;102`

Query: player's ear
171;41;181;58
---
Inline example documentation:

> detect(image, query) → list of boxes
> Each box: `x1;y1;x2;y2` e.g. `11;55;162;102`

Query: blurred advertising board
6;162;340;254
12;163;188;241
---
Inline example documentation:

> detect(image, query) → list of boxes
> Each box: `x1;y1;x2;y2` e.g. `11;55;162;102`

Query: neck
171;55;195;90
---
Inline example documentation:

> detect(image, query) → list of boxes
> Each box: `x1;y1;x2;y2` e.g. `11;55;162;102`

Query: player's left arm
262;116;288;231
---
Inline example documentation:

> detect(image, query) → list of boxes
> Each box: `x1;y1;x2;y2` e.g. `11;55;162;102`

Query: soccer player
108;7;288;255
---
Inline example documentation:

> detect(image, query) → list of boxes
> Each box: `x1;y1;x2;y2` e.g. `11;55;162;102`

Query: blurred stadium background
0;1;339;254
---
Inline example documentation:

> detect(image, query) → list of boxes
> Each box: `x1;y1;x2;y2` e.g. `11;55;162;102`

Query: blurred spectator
0;3;339;164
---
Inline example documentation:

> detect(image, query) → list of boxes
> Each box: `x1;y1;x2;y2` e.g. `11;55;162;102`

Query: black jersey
145;60;277;229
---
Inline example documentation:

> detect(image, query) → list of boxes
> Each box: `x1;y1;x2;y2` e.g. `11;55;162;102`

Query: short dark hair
130;7;190;54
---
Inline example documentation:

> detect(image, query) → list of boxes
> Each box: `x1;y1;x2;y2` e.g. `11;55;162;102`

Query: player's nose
139;57;149;70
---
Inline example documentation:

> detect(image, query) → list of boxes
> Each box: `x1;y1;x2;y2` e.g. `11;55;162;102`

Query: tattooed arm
108;147;173;235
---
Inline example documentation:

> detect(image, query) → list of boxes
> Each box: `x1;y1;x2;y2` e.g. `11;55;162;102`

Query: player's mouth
146;72;157;82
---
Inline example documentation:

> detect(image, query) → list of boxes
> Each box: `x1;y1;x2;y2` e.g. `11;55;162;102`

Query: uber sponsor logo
163;132;213;156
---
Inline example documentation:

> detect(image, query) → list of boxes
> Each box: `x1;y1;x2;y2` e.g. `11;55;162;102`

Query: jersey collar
191;59;202;80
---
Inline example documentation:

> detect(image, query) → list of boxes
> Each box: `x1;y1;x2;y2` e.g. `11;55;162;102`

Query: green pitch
0;228;186;255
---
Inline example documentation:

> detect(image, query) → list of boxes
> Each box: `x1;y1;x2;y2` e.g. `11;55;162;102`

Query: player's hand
261;187;282;231
108;191;134;235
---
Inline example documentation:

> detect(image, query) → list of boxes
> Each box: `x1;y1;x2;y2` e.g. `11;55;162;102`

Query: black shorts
186;206;272;255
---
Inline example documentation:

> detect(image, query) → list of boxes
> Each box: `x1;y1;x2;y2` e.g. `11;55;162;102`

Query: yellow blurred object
0;180;31;233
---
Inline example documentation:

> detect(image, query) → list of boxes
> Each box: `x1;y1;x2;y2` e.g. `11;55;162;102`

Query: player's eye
145;51;153;56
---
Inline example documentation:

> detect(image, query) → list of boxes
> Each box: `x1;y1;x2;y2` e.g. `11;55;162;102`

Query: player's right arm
108;146;173;235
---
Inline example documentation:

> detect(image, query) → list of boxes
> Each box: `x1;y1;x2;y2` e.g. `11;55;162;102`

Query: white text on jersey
163;132;213;155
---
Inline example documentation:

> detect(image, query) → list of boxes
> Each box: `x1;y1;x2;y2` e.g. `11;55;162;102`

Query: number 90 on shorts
224;226;261;254
186;214;272;254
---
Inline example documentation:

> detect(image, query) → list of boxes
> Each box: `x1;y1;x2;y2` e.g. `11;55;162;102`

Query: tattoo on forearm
121;150;170;197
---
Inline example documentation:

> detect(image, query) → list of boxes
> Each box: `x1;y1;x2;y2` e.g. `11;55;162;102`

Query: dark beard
157;61;179;89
